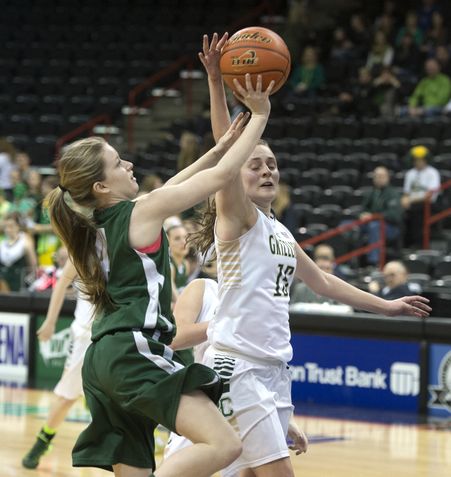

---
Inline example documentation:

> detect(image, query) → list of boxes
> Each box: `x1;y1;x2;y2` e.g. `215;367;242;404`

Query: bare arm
37;259;78;341
24;234;38;273
129;76;272;249
199;32;232;141
294;244;431;318
170;279;209;350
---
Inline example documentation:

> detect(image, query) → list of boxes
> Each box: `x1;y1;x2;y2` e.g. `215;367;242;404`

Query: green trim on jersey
91;201;174;343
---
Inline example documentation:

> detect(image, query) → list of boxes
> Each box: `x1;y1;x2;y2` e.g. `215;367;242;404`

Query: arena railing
54;114;112;160
299;213;387;269
423;179;451;249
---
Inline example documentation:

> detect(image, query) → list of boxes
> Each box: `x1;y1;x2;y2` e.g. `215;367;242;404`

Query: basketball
220;26;291;95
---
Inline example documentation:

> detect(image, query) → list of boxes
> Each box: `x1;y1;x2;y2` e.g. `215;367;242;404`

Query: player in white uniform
22;258;94;469
164;277;219;460
198;32;431;477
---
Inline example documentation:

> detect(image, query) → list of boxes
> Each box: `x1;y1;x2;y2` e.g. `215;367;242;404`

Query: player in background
22;258;94;469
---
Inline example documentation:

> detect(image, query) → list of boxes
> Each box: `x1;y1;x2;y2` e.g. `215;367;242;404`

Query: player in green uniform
46;73;273;477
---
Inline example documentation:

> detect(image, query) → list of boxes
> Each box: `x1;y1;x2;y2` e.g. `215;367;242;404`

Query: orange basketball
220;26;291;95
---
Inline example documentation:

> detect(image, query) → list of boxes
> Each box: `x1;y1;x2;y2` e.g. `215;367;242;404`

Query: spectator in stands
0;138;16;200
366;30;394;74
334;67;378;116
417;0;441;32
369;260;419;299
291;244;339;305
360;166;403;266
272;181;297;235
393;32;422;79
395;11;424;47
32;176;61;267
435;44;451;77
423;11;448;50
372;65;401;116
347;13;371;60
177;131;200;172
15;150;33;182
9;169;37;227
289;46;325;98
0;189;13;226
329;27;356;62
402;145;441;247
139;174;163;194
403;58;451;117
0;212;37;292
374;10;397;44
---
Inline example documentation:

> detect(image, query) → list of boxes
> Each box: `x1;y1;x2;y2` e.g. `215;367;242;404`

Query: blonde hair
46;137;114;315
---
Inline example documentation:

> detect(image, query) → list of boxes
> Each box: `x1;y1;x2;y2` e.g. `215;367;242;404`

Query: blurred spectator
374;11;397;44
395;11;424;47
291;244;340;305
393;32;422;79
177;131;200;172
329;27;355;62
0;212;37;292
402;145;441;247
368;260;420;299
289;46;325;98
28;245;69;292
347;13;371;60
9;169;37;226
435;44;451;76
0;138;16;200
139;174;163;195
366;30;394;74
334;67;378;116
423;11;448;50
0;189;13;225
359;166;403;266
372;65;401;116
272;181;297;235
32;176;61;267
15;150;33;182
403;58;451;117
417;0;441;32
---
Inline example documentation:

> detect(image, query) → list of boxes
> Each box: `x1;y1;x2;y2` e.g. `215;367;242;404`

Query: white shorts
53;323;91;400
203;346;293;477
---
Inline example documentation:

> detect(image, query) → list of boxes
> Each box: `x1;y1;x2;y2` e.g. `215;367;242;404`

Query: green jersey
91;201;174;343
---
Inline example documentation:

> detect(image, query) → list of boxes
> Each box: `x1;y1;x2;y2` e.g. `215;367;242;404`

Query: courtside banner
290;334;420;411
428;343;451;417
34;315;73;389
0;312;29;384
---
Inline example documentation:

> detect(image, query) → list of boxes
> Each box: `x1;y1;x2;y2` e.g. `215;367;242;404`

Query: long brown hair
187;139;272;256
46;137;114;315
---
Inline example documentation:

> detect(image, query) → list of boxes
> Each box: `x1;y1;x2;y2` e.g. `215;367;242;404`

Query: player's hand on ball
232;74;273;117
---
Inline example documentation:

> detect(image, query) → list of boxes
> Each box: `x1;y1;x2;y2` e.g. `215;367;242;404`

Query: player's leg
155;390;242;477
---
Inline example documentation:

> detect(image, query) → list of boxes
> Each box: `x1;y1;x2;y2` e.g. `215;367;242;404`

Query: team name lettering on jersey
269;235;295;258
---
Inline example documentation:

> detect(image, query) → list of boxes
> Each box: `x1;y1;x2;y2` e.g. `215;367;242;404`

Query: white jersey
193;278;218;363
72;284;95;333
208;208;297;363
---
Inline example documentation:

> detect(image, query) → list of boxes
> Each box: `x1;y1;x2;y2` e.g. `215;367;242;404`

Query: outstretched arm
37;259;78;341
294;244;431;318
199;32;232;142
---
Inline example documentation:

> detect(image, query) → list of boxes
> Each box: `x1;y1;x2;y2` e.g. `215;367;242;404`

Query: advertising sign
428;343;451;417
0;312;29;384
290;334;421;412
34;315;73;389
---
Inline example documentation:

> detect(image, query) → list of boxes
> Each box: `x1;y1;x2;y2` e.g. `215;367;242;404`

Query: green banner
34;315;73;389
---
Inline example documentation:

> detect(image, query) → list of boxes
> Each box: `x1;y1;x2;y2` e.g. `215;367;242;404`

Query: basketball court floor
2;385;450;477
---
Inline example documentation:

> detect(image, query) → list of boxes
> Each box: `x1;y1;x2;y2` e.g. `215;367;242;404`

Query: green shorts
72;330;223;472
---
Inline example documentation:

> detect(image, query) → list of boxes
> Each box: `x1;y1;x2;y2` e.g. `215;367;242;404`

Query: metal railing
299;213;387;269
423;179;451;249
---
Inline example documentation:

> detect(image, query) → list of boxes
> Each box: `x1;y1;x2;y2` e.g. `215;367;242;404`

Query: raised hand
385;295;431;318
232;74;274;117
198;32;228;80
215;111;251;153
